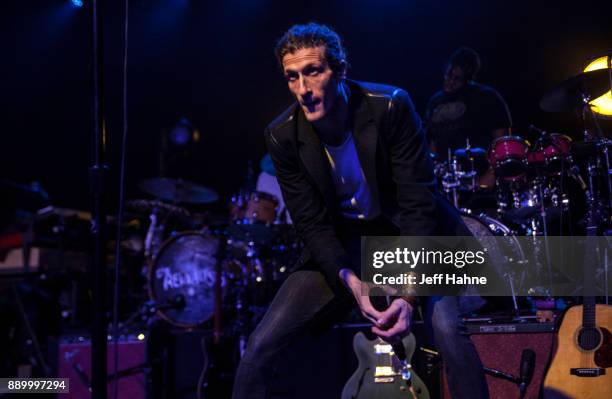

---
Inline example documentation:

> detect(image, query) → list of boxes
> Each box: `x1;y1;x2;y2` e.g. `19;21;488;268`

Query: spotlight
584;56;612;118
71;0;84;7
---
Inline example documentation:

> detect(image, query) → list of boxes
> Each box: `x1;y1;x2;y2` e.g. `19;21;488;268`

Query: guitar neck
583;296;596;328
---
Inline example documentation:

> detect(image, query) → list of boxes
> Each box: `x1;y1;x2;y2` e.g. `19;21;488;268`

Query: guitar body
341;332;429;399
543;304;612;399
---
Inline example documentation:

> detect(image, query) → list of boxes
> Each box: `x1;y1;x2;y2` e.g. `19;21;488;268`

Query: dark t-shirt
425;82;512;158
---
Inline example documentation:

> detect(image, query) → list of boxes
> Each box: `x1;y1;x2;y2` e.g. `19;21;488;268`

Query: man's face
443;65;467;93
282;46;343;122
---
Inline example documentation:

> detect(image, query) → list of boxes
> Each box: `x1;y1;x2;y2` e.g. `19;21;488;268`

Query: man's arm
386;89;438;236
264;128;349;294
485;89;512;140
265;128;388;325
363;89;438;341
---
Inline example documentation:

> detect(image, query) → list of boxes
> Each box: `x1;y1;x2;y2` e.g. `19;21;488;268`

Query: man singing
232;23;489;399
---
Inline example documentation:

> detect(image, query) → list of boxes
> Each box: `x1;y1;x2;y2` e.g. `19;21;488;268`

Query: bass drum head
149;232;219;328
461;212;527;293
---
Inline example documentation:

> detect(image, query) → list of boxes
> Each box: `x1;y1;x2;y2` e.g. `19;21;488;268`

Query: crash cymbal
138;178;219;204
540;68;612;112
125;199;191;216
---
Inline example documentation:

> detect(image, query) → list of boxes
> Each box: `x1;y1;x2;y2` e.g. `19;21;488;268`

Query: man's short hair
274;23;347;74
448;47;481;81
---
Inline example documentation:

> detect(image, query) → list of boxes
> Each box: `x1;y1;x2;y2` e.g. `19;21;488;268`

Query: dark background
2;0;611;211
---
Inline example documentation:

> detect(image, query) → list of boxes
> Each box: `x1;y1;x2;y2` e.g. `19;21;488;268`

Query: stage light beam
584;56;612;117
71;0;84;8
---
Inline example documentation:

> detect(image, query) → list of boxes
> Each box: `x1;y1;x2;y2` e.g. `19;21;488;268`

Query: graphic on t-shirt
431;101;466;123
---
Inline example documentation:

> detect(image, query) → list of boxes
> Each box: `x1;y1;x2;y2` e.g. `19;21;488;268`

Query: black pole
90;0;108;397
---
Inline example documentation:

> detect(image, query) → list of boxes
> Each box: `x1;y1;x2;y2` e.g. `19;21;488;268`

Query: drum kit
123;176;299;346
434;66;612;302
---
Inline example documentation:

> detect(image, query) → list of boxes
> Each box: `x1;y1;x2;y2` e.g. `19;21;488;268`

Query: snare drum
488;136;529;180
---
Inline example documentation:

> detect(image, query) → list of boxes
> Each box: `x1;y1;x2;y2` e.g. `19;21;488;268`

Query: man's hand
372;298;413;343
339;268;384;326
339;269;413;341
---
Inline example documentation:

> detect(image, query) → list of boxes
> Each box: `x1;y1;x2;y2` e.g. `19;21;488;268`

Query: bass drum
461;212;527;294
149;231;220;328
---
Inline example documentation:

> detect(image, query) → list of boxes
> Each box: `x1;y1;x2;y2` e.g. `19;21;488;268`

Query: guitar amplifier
56;333;146;399
442;321;556;399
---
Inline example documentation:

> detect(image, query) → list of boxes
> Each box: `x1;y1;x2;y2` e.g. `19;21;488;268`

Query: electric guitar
341;332;429;399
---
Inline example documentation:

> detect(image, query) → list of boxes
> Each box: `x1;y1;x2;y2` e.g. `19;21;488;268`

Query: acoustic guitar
543;193;612;398
341;332;429;399
542;300;612;398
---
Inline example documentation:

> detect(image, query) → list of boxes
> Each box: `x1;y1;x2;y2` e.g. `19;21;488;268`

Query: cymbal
540;68;612;112
125;199;191;216
138;178;219;204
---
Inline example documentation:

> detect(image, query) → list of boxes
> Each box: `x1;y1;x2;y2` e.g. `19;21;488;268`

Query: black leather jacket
265;79;469;292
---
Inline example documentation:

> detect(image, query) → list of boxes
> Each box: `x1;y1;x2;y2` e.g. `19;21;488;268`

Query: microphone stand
89;0;109;398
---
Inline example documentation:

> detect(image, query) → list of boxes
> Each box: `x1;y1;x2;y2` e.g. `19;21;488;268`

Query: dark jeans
231;270;489;399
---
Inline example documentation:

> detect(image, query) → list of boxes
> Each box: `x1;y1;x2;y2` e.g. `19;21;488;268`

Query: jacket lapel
296;110;338;212
350;86;380;210
295;82;381;214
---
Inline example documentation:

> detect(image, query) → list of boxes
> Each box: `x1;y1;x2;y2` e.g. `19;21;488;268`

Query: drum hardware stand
504;270;521;317
144;212;159;260
464;139;477;192
536;174;554;296
443;148;461;208
602;141;612;214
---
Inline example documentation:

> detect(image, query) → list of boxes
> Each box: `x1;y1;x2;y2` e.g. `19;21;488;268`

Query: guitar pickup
570;368;606;377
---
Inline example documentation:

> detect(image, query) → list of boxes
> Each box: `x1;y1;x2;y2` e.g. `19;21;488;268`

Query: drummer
424;47;512;159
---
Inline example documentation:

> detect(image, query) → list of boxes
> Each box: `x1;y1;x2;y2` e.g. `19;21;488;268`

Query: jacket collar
295;80;380;211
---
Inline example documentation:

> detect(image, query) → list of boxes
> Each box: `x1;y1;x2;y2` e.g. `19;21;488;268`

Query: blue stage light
71;0;83;7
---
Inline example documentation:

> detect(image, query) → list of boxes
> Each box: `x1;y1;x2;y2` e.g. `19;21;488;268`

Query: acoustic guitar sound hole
578;327;602;351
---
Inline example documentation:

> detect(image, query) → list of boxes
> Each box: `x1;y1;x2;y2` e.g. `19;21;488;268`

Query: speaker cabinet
442;325;555;399
57;334;146;399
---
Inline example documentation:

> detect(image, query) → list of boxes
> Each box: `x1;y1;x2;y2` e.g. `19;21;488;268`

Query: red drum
528;134;572;174
527;149;545;165
488;136;529;180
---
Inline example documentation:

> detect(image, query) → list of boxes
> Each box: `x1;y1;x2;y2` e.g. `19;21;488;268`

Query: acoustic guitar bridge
570;368;606;377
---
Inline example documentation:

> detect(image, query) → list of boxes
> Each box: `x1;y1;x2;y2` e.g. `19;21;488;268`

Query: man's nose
297;75;310;96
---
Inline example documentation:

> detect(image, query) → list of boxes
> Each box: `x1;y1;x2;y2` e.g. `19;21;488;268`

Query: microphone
519;349;536;398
